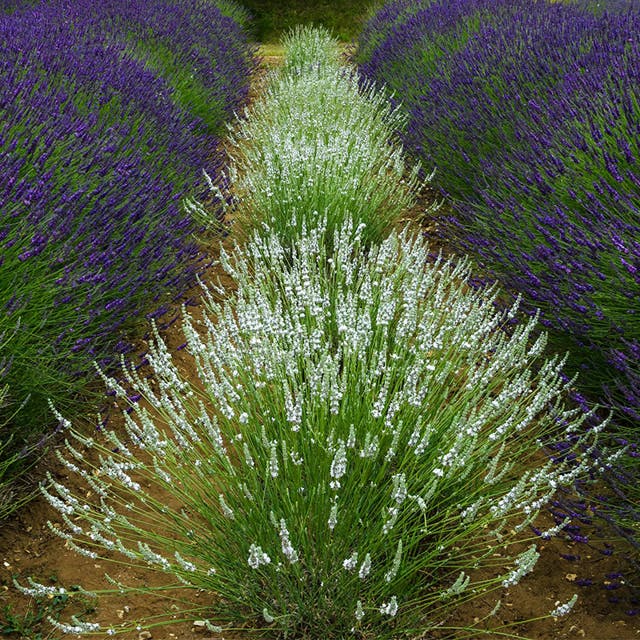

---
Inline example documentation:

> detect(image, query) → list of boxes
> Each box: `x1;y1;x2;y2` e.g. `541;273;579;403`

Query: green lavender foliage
39;219;602;638
208;0;252;28
0;328;35;520
0;328;41;521
0;402;21;521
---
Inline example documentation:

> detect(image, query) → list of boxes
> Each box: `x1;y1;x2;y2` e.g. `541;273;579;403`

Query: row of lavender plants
357;0;640;553
0;0;254;518
31;28;604;638
194;25;422;247
45;0;253;133
0;1;34;14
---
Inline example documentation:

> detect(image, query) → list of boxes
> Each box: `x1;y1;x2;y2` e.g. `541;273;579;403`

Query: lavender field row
358;0;640;564
0;0;255;515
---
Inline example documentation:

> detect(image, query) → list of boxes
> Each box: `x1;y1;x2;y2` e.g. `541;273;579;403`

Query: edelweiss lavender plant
39;219;604;638
280;25;342;71
204;28;423;247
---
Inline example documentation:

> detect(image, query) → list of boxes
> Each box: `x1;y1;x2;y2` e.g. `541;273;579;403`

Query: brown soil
2;51;640;640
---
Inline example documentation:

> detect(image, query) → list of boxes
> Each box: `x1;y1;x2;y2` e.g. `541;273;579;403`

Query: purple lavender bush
49;0;254;133
0;0;253;495
358;0;640;553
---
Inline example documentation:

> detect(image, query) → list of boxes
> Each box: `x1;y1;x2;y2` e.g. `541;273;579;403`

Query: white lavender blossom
502;545;540;588
384;540;403;583
330;440;347;477
390;473;407;504
269;440;279;478
442;571;471;599
14;578;67;598
48;617;101;634
379;596;398;617
328;500;339;531
219;494;235;519
138;542;171;570
359;553;372;580
382;506;399;535
343;551;359;572
550;594;578;619
278;519;299;564
248;544;272;569
540;517;570;540
66;540;98;559
175;551;197;572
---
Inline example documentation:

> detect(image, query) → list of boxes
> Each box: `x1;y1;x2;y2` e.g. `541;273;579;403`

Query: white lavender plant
39;218;603;638
280;24;343;71
202;27;424;247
